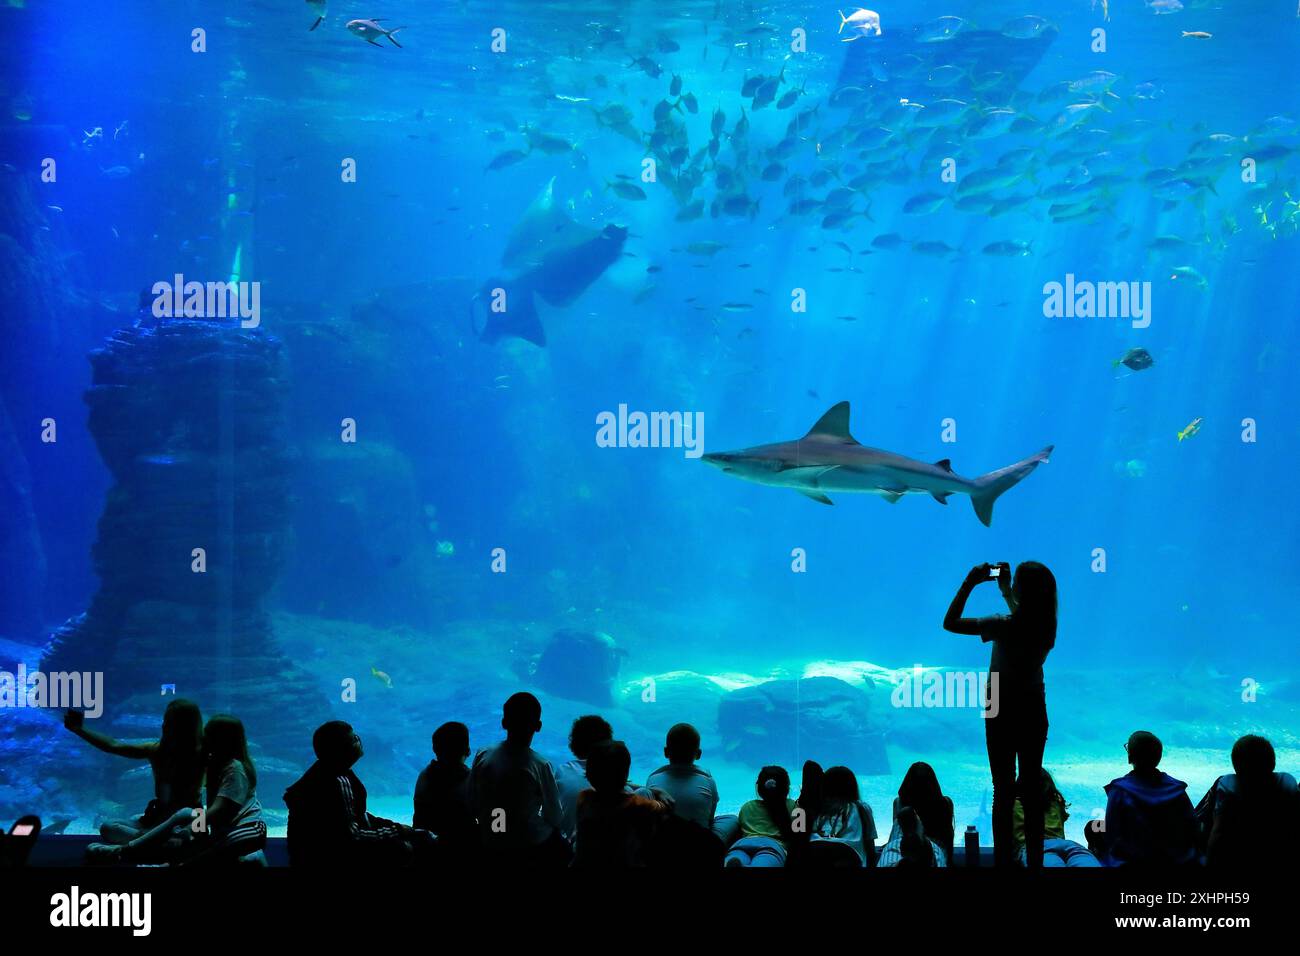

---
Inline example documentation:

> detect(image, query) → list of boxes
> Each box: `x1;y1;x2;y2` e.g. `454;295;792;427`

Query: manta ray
474;177;627;346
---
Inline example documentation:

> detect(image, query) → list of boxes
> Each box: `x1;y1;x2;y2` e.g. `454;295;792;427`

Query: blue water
2;0;1298;838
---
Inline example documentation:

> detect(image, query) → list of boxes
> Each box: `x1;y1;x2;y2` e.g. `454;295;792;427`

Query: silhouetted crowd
60;692;1299;869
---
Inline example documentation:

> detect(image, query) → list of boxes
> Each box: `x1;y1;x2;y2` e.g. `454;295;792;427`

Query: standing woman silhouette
944;561;1057;867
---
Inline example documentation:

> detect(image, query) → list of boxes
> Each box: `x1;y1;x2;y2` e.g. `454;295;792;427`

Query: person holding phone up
944;561;1059;868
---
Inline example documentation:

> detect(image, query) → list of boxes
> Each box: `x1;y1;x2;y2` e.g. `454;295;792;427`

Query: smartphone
12;823;35;837
989;567;1001;578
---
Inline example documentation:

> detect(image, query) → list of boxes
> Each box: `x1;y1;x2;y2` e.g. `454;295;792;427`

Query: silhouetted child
1013;768;1099;867
1101;730;1197;866
88;714;265;866
467;692;568;867
553;714;614;841
895;761;955;864
645;723;720;831
878;806;946;868
1202;734;1300;868
573;740;671;868
284;720;430;867
413;721;478;861
724;766;797;867
64;699;204;845
810;765;877;866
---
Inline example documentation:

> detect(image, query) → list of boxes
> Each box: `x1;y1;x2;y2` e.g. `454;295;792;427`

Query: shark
702;401;1053;526
474;177;627;346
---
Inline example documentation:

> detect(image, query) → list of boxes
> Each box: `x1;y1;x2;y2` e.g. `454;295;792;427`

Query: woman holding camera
944;560;1058;868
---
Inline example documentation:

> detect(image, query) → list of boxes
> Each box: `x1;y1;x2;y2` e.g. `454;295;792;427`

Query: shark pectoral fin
931;491;952;505
799;490;834;505
878;483;907;504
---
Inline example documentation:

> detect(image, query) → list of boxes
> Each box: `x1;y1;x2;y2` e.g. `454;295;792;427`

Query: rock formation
716;676;889;774
41;319;329;795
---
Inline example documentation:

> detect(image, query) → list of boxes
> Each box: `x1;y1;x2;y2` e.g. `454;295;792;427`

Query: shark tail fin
309;16;323;31
970;445;1053;526
474;281;547;347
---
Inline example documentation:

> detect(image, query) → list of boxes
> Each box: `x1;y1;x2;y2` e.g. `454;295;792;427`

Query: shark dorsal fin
935;458;953;472
805;401;857;443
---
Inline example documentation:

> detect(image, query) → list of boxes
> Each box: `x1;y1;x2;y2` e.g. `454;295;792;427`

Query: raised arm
63;709;156;759
994;562;1016;613
943;564;997;635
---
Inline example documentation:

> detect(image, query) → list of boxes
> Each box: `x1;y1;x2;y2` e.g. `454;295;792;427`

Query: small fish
99;165;131;178
347;19;404;47
1177;417;1203;442
1114;347;1155;371
917;15;964;42
485;149;528;171
675;200;705;221
523;127;573;155
1181;31;1212;39
685;241;727;256
629;56;662;78
669;74;682;97
912;239;960;257
776;81;806;110
680;92;699;114
710;107;726;138
370;665;394;688
981;240;1033;257
721;302;753;312
903;192;946;215
1001;15;1053;39
307;0;326;31
838;8;883;40
606;180;647;201
1169;265;1208;289
720;194;759;218
653;98;680;124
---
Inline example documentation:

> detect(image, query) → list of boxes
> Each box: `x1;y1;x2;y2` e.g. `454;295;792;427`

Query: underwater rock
519;629;628;706
40;320;328;768
716;676;889;775
0;395;46;638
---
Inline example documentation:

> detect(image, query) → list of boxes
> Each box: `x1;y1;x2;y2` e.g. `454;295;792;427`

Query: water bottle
964;825;980;867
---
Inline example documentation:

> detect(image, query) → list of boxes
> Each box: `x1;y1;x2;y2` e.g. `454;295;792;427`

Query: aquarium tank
0;0;1297;847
